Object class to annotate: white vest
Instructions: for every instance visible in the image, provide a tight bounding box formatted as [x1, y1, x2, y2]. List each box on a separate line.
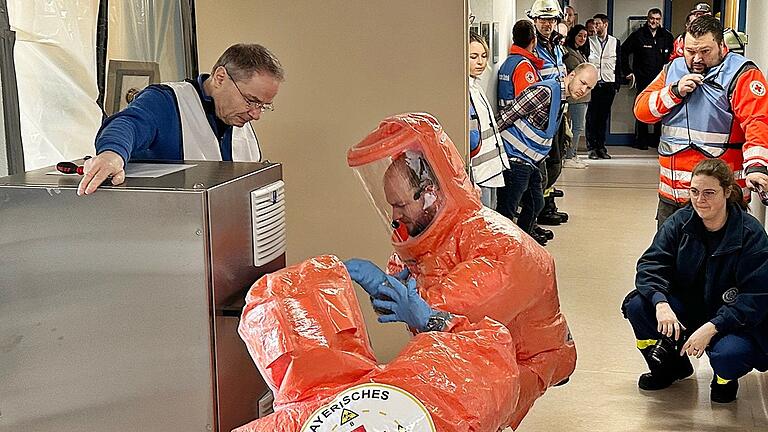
[469, 77, 509, 187]
[588, 35, 618, 83]
[164, 81, 261, 162]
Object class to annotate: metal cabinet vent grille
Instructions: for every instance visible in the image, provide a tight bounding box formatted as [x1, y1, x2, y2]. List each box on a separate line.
[250, 180, 286, 266]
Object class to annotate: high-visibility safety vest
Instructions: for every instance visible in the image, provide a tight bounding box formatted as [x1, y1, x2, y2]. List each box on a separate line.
[498, 54, 542, 107]
[535, 42, 567, 81]
[469, 78, 510, 187]
[164, 81, 262, 162]
[588, 35, 618, 83]
[499, 80, 563, 165]
[658, 54, 751, 203]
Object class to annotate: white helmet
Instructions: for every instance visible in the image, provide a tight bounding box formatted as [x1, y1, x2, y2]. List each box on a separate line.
[723, 28, 747, 54]
[527, 0, 564, 20]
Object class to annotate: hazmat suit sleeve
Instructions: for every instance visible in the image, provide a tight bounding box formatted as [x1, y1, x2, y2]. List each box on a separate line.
[235, 254, 521, 432]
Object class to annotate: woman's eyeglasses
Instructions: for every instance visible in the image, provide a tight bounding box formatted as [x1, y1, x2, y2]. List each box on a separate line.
[689, 188, 719, 200]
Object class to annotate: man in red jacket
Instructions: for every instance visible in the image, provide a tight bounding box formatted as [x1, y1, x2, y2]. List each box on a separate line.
[634, 15, 768, 227]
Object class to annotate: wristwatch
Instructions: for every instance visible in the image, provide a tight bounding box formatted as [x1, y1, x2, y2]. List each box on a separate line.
[423, 311, 453, 333]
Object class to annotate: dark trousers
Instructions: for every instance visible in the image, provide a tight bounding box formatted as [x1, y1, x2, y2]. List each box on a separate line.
[544, 120, 567, 190]
[656, 198, 684, 230]
[586, 83, 616, 151]
[635, 79, 661, 147]
[496, 162, 544, 234]
[622, 292, 768, 380]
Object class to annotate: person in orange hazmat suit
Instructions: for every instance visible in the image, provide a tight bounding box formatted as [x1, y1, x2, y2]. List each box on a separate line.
[343, 112, 576, 429]
[234, 254, 520, 432]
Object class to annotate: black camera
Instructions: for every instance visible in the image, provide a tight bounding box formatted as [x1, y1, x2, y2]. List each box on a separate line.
[648, 335, 687, 370]
[755, 184, 768, 206]
[552, 32, 564, 46]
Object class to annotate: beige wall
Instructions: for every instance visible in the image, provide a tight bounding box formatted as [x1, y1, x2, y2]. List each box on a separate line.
[196, 0, 468, 361]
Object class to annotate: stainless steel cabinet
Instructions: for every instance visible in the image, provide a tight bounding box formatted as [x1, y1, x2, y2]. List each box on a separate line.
[0, 161, 284, 432]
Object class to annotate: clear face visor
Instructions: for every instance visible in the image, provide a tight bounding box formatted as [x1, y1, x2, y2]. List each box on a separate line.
[352, 150, 443, 242]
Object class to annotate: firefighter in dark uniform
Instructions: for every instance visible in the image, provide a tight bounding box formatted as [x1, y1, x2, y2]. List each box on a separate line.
[621, 8, 674, 149]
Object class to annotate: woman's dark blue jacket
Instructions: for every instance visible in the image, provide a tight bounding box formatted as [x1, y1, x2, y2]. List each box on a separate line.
[631, 203, 768, 353]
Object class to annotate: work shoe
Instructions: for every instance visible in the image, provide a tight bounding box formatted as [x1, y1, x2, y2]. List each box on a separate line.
[710, 376, 738, 403]
[534, 225, 554, 240]
[530, 231, 548, 246]
[536, 212, 563, 226]
[597, 149, 612, 159]
[563, 157, 587, 169]
[550, 188, 565, 198]
[552, 210, 569, 223]
[638, 357, 694, 391]
[588, 150, 599, 160]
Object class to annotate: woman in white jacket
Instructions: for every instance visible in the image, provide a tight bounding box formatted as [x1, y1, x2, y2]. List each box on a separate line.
[469, 31, 509, 209]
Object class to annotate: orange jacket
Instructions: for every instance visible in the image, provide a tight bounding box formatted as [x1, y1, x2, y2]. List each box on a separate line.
[507, 45, 543, 96]
[634, 61, 768, 203]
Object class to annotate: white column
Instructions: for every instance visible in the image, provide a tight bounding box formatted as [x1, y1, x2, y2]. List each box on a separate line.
[746, 3, 768, 229]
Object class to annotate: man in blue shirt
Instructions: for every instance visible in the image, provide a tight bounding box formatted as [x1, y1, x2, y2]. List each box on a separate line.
[78, 43, 284, 195]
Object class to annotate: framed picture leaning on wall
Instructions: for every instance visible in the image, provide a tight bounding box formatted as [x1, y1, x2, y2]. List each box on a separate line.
[105, 60, 161, 116]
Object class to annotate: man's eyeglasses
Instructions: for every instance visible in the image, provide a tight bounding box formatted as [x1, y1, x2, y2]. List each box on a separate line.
[689, 188, 719, 200]
[223, 66, 274, 113]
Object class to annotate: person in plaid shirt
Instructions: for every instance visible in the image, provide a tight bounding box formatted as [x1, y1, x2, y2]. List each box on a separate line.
[494, 63, 597, 240]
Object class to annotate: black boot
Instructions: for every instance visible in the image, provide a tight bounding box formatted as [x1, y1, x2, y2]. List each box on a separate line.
[536, 212, 563, 226]
[710, 376, 738, 403]
[597, 148, 612, 159]
[552, 210, 569, 223]
[543, 197, 569, 223]
[534, 225, 554, 240]
[637, 346, 694, 391]
[530, 230, 548, 246]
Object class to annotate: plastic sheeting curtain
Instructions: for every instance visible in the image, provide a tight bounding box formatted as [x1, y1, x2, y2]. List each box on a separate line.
[0, 63, 6, 176]
[108, 1, 186, 84]
[8, 1, 102, 171]
[8, 0, 187, 172]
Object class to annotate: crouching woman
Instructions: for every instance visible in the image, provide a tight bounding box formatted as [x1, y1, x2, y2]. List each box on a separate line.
[622, 158, 768, 403]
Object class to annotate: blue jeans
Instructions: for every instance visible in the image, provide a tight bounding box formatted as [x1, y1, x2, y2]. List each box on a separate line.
[567, 103, 587, 159]
[480, 186, 497, 210]
[622, 292, 768, 380]
[496, 162, 544, 234]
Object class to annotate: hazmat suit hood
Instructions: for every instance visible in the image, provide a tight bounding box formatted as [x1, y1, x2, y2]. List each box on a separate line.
[347, 113, 481, 263]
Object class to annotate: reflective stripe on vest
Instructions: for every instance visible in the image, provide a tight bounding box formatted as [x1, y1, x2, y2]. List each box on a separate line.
[164, 81, 261, 162]
[658, 147, 748, 203]
[588, 36, 618, 83]
[470, 79, 509, 187]
[660, 166, 744, 183]
[499, 80, 562, 165]
[535, 43, 566, 81]
[659, 180, 751, 202]
[659, 54, 750, 158]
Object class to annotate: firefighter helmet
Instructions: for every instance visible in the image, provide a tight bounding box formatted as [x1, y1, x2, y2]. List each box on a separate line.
[527, 0, 564, 20]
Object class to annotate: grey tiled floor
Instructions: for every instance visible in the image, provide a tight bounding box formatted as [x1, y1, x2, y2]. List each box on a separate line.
[513, 148, 768, 431]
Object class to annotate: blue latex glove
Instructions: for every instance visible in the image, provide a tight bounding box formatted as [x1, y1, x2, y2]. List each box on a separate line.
[345, 259, 412, 316]
[344, 259, 410, 296]
[343, 259, 388, 297]
[371, 275, 436, 331]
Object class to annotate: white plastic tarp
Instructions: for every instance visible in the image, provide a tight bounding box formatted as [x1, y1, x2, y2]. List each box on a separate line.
[0, 73, 7, 176]
[108, 1, 185, 83]
[9, 0, 187, 172]
[9, 0, 102, 171]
